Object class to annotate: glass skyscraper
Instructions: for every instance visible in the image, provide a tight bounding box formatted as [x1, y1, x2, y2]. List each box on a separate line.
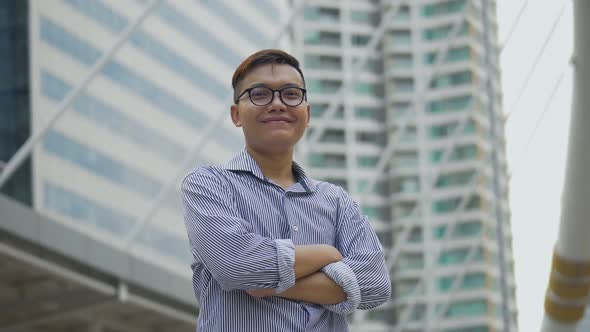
[4, 0, 289, 284]
[296, 1, 518, 331]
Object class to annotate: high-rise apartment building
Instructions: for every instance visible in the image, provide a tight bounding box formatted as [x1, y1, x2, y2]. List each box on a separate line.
[296, 1, 518, 331]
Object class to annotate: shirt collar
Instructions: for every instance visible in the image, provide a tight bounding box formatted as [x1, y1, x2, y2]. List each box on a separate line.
[223, 149, 317, 192]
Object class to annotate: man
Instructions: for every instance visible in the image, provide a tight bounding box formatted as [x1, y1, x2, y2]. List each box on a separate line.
[181, 49, 390, 331]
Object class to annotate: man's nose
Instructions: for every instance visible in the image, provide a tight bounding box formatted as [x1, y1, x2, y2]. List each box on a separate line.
[269, 91, 287, 108]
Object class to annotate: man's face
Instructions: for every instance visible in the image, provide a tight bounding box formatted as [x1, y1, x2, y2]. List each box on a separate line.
[230, 64, 310, 154]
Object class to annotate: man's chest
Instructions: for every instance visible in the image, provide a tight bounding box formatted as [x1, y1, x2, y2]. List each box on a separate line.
[231, 185, 338, 245]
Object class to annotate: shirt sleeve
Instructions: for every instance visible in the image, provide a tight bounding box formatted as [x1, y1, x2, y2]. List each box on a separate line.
[320, 261, 361, 314]
[322, 187, 392, 313]
[181, 167, 296, 292]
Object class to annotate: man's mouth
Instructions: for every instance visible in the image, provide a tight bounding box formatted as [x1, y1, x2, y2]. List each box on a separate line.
[262, 117, 291, 123]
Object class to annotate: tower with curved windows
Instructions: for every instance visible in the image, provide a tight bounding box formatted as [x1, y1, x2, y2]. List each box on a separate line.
[296, 1, 518, 331]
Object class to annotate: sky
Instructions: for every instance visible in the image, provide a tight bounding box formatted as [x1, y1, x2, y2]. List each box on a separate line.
[496, 0, 574, 331]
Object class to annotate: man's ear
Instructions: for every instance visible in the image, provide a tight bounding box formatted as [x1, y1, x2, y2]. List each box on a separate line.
[230, 104, 242, 127]
[306, 104, 311, 127]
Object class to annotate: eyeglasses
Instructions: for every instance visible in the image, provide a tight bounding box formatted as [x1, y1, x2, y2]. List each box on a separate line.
[235, 86, 307, 107]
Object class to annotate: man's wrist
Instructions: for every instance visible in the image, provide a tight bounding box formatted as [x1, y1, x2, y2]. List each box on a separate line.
[293, 244, 343, 279]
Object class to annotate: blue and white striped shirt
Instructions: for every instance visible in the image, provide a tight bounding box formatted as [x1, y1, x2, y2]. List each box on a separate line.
[181, 150, 391, 331]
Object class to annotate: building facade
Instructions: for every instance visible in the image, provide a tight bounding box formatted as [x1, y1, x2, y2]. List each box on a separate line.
[295, 0, 518, 331]
[0, 0, 289, 330]
[28, 0, 291, 275]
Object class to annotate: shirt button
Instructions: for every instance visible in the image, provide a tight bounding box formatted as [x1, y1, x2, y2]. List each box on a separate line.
[292, 225, 299, 232]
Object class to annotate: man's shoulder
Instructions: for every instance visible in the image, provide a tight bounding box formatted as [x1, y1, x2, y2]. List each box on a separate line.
[182, 164, 230, 187]
[310, 178, 351, 200]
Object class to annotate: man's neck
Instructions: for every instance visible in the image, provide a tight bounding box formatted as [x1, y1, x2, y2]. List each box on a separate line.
[246, 146, 296, 190]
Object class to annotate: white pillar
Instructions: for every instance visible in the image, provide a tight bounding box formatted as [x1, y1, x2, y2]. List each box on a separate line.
[541, 1, 590, 331]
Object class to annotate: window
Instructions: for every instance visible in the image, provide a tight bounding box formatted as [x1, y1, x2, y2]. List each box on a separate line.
[304, 54, 342, 70]
[320, 129, 345, 143]
[376, 230, 393, 248]
[393, 177, 419, 193]
[400, 252, 424, 269]
[249, 0, 281, 22]
[350, 10, 375, 25]
[438, 247, 483, 265]
[357, 155, 379, 168]
[355, 83, 382, 97]
[40, 18, 223, 128]
[43, 130, 162, 198]
[392, 78, 414, 93]
[442, 326, 489, 332]
[355, 107, 384, 121]
[445, 299, 488, 318]
[304, 31, 341, 46]
[43, 181, 190, 262]
[436, 170, 474, 188]
[393, 152, 418, 168]
[428, 95, 472, 113]
[390, 30, 411, 45]
[409, 227, 423, 242]
[324, 177, 347, 190]
[308, 153, 346, 168]
[438, 273, 486, 292]
[398, 126, 417, 143]
[391, 102, 413, 120]
[391, 54, 413, 68]
[304, 7, 340, 22]
[430, 120, 475, 138]
[41, 71, 188, 161]
[433, 197, 462, 214]
[431, 70, 473, 88]
[63, 1, 230, 97]
[363, 206, 377, 218]
[395, 5, 411, 20]
[362, 206, 389, 220]
[157, 2, 242, 66]
[366, 308, 396, 325]
[448, 46, 471, 62]
[198, 0, 269, 47]
[310, 104, 344, 119]
[352, 34, 371, 46]
[307, 79, 342, 94]
[356, 131, 386, 146]
[434, 221, 483, 239]
[422, 0, 467, 17]
[396, 279, 421, 296]
[364, 58, 383, 74]
[356, 179, 388, 195]
[393, 202, 416, 217]
[423, 22, 468, 41]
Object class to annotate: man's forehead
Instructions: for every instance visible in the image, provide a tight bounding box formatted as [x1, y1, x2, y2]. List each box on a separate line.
[240, 64, 304, 86]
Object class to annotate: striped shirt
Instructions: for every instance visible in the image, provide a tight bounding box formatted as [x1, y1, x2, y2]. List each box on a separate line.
[181, 149, 391, 331]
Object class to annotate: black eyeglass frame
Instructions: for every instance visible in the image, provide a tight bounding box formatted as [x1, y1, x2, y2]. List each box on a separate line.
[234, 86, 308, 107]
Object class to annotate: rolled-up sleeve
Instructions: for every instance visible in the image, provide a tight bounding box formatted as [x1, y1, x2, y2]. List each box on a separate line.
[321, 261, 361, 314]
[323, 188, 391, 312]
[181, 167, 296, 292]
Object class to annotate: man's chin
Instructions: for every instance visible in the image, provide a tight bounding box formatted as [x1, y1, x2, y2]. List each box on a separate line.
[248, 139, 299, 154]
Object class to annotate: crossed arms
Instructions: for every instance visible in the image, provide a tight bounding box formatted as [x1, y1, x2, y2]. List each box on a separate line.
[246, 244, 347, 304]
[181, 168, 391, 314]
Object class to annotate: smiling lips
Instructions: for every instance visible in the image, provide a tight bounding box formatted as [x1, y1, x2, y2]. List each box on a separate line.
[262, 117, 292, 124]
